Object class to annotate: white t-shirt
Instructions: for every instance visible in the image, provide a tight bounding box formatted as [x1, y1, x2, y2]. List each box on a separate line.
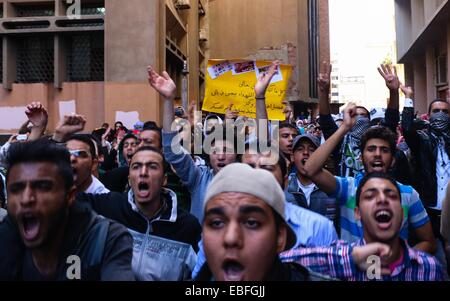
[85, 175, 110, 195]
[297, 179, 316, 207]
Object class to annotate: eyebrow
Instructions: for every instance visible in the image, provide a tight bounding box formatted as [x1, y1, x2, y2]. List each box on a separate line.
[204, 207, 225, 218]
[363, 188, 400, 196]
[131, 160, 160, 166]
[239, 205, 268, 216]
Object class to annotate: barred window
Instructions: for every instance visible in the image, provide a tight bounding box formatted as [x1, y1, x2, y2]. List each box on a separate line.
[67, 33, 104, 82]
[14, 5, 55, 17]
[17, 36, 54, 83]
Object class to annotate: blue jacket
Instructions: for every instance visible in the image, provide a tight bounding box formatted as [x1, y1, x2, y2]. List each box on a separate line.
[163, 130, 214, 222]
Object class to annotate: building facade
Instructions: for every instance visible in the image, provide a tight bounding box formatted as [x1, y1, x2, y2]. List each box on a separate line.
[206, 0, 330, 116]
[0, 0, 329, 133]
[395, 0, 450, 114]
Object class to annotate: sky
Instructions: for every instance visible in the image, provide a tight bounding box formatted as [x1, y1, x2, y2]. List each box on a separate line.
[329, 0, 401, 109]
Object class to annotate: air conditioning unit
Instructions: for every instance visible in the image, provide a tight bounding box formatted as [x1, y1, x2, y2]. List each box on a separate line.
[174, 0, 190, 9]
[436, 55, 448, 86]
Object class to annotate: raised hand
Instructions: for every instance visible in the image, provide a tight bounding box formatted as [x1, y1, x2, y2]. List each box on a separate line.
[378, 64, 400, 91]
[343, 102, 358, 130]
[254, 60, 280, 98]
[147, 66, 177, 99]
[25, 102, 48, 128]
[53, 114, 87, 142]
[318, 62, 332, 94]
[102, 126, 112, 142]
[283, 104, 294, 123]
[225, 103, 239, 120]
[400, 84, 414, 99]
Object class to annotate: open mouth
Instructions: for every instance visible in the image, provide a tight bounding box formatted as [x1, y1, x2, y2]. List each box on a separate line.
[21, 213, 40, 242]
[136, 182, 151, 199]
[374, 210, 393, 230]
[222, 260, 245, 281]
[216, 163, 226, 169]
[301, 158, 308, 165]
[371, 161, 384, 171]
[72, 168, 78, 180]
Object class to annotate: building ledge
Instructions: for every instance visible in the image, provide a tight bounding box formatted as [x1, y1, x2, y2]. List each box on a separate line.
[398, 1, 450, 63]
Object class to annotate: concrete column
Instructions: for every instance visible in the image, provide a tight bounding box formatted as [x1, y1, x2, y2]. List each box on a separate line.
[3, 36, 17, 90]
[413, 57, 427, 114]
[186, 0, 199, 107]
[425, 45, 436, 106]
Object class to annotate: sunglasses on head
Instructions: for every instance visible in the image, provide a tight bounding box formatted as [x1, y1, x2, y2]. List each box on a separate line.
[69, 150, 90, 158]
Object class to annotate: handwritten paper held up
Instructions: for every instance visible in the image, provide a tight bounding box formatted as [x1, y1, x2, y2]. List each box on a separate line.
[202, 59, 292, 121]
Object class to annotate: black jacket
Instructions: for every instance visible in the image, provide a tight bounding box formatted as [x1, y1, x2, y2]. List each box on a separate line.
[77, 189, 201, 251]
[78, 189, 201, 280]
[402, 107, 444, 208]
[0, 202, 134, 281]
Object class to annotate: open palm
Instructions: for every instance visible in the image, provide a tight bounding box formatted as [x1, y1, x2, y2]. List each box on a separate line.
[254, 60, 279, 98]
[147, 66, 177, 99]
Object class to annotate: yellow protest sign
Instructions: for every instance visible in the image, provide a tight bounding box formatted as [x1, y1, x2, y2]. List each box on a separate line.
[202, 59, 292, 121]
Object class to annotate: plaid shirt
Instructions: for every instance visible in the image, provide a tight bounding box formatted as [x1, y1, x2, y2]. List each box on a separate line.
[280, 239, 443, 281]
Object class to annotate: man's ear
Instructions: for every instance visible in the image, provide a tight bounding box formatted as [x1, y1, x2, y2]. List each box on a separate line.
[276, 224, 288, 253]
[390, 154, 396, 169]
[67, 185, 77, 207]
[91, 158, 99, 174]
[163, 173, 168, 187]
[354, 207, 361, 221]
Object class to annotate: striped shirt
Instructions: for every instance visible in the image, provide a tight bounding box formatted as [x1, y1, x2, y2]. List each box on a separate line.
[332, 173, 429, 243]
[280, 239, 443, 281]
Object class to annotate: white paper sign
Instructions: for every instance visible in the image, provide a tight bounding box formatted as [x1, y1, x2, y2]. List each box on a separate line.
[255, 64, 283, 84]
[115, 111, 140, 130]
[0, 107, 28, 130]
[59, 100, 77, 120]
[207, 61, 232, 79]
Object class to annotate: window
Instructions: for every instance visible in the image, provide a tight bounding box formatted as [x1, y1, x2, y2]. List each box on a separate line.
[67, 33, 105, 82]
[436, 55, 447, 85]
[331, 76, 339, 81]
[308, 0, 319, 99]
[14, 4, 54, 17]
[332, 92, 339, 97]
[17, 35, 54, 83]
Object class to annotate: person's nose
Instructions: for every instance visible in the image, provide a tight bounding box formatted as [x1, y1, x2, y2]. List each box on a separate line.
[223, 221, 243, 249]
[21, 184, 37, 208]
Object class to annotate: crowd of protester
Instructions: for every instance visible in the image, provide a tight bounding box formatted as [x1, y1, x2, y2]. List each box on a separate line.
[0, 60, 449, 281]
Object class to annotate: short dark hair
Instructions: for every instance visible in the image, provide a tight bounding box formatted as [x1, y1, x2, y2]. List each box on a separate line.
[6, 139, 74, 192]
[356, 106, 371, 120]
[356, 172, 400, 207]
[428, 99, 448, 114]
[66, 134, 97, 159]
[131, 146, 168, 173]
[143, 121, 158, 129]
[141, 124, 162, 146]
[240, 141, 287, 187]
[210, 125, 238, 153]
[279, 122, 298, 132]
[360, 126, 396, 155]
